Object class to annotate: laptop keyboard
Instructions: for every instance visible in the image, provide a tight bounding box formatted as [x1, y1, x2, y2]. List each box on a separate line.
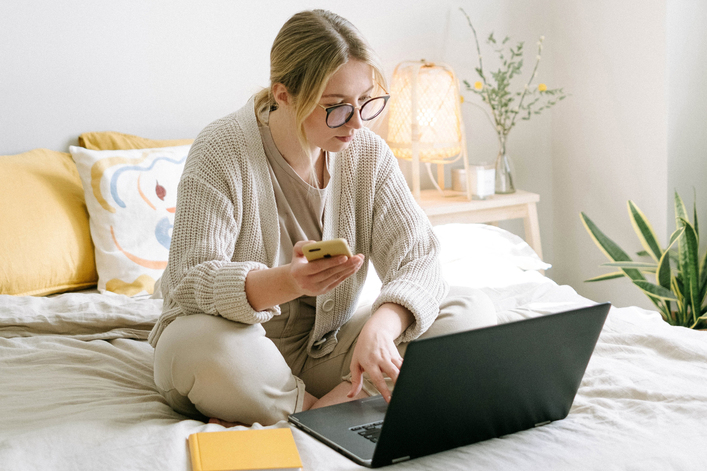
[349, 420, 384, 443]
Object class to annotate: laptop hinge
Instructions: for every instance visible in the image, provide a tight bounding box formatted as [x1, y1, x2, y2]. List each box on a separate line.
[392, 456, 411, 464]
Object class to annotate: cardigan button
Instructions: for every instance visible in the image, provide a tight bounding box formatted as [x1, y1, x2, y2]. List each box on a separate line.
[322, 299, 335, 312]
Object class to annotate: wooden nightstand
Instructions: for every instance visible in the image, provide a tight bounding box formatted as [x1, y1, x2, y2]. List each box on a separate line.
[417, 189, 543, 260]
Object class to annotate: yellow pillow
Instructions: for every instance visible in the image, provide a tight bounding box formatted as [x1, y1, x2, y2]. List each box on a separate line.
[0, 149, 98, 296]
[78, 131, 193, 150]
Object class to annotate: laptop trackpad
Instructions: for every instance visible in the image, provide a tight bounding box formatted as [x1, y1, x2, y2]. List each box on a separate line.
[289, 396, 387, 463]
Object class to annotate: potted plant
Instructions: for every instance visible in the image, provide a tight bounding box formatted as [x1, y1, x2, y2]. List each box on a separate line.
[459, 8, 567, 194]
[581, 191, 707, 329]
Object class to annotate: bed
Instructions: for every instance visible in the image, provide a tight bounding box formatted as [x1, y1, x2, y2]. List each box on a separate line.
[2, 138, 707, 470]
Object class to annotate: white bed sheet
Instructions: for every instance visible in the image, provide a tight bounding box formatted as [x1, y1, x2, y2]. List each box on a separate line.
[1, 224, 706, 470]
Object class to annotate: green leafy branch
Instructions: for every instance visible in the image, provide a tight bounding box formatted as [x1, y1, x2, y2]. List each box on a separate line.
[459, 8, 567, 140]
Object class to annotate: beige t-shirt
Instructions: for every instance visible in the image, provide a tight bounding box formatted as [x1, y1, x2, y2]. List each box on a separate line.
[258, 117, 330, 326]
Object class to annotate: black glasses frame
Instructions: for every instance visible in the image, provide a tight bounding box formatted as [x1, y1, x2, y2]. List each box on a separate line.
[318, 94, 391, 129]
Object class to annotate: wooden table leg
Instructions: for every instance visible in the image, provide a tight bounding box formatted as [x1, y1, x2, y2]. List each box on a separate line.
[523, 202, 543, 260]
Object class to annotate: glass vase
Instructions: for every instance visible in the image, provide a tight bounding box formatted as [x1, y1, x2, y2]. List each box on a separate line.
[495, 135, 516, 194]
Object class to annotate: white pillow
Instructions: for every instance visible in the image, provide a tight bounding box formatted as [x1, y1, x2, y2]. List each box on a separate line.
[433, 223, 550, 271]
[355, 223, 551, 309]
[69, 145, 189, 296]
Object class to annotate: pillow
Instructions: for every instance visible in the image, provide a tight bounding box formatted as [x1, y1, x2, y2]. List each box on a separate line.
[354, 223, 551, 310]
[433, 223, 550, 271]
[0, 149, 98, 296]
[78, 131, 193, 151]
[69, 145, 190, 296]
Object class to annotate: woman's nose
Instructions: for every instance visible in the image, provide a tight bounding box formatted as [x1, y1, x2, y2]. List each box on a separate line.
[346, 109, 364, 130]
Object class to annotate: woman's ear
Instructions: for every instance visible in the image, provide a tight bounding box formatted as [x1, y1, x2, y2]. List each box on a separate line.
[272, 83, 291, 109]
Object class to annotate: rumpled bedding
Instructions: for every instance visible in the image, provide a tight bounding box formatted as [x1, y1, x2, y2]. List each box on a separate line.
[0, 292, 161, 340]
[1, 224, 706, 470]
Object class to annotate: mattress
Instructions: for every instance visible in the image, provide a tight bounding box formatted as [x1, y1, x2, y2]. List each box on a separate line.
[1, 224, 705, 470]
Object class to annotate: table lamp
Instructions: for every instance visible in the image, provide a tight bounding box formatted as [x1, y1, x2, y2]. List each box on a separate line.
[386, 60, 471, 200]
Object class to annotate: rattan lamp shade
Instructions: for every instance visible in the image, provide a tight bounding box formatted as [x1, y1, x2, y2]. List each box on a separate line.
[386, 60, 470, 200]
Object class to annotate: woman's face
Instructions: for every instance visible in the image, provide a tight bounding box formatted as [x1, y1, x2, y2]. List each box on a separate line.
[303, 60, 374, 154]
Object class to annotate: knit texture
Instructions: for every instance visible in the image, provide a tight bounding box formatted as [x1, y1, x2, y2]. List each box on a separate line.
[148, 96, 448, 357]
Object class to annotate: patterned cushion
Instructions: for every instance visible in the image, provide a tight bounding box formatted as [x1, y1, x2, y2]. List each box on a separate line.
[69, 145, 189, 296]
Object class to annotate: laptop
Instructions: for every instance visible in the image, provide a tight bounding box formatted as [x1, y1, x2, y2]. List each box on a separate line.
[288, 302, 610, 468]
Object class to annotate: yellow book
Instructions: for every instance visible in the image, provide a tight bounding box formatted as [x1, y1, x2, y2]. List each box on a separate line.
[188, 428, 303, 471]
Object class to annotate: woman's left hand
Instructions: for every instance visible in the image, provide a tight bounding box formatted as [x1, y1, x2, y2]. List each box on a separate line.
[347, 303, 414, 402]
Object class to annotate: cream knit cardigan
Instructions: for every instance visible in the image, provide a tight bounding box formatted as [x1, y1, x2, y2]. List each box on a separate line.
[148, 97, 448, 357]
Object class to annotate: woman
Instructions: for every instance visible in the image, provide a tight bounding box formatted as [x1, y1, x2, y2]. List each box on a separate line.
[149, 9, 496, 427]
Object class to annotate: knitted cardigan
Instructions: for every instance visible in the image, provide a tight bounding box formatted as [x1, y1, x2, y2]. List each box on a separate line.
[147, 97, 448, 357]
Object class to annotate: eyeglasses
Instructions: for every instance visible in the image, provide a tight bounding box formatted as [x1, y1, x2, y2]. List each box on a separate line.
[318, 89, 390, 128]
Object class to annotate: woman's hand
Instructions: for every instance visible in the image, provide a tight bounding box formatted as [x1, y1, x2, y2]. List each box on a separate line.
[244, 240, 363, 312]
[288, 240, 364, 297]
[348, 303, 414, 402]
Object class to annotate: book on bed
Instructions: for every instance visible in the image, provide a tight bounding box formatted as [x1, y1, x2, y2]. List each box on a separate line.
[188, 427, 303, 471]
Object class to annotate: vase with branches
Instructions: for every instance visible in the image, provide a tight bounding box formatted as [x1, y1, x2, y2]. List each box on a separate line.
[460, 8, 567, 193]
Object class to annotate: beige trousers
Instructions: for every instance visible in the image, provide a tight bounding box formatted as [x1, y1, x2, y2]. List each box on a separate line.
[153, 286, 496, 426]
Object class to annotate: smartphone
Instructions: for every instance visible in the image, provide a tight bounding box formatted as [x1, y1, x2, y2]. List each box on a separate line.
[302, 238, 353, 262]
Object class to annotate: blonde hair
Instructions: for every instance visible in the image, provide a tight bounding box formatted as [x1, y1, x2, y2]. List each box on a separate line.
[255, 9, 387, 185]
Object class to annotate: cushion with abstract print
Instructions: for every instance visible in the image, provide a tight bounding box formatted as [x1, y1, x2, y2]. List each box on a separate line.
[69, 145, 189, 296]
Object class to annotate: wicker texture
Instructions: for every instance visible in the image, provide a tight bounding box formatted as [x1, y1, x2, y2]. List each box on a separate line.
[387, 62, 463, 164]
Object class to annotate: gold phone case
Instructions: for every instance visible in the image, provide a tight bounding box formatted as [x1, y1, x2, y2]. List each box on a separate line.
[303, 238, 353, 261]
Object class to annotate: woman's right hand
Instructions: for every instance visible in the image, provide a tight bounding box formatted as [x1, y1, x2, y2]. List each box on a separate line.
[288, 240, 365, 296]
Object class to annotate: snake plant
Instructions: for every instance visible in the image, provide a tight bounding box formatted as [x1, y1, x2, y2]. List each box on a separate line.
[580, 191, 707, 329]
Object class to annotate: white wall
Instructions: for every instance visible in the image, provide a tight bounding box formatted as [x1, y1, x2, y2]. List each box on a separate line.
[548, 0, 707, 311]
[1, 0, 532, 154]
[667, 0, 707, 249]
[1, 1, 275, 153]
[548, 0, 669, 309]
